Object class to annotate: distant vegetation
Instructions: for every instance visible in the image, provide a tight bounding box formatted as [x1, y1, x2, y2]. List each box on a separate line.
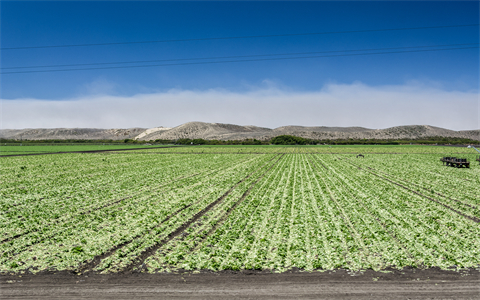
[270, 135, 313, 145]
[173, 136, 479, 146]
[174, 138, 265, 145]
[0, 135, 478, 146]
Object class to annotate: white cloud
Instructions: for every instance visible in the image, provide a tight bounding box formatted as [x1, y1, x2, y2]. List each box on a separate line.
[81, 77, 119, 95]
[1, 82, 478, 130]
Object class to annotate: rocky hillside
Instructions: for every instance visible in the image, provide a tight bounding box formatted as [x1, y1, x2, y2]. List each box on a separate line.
[1, 122, 478, 141]
[139, 122, 272, 140]
[0, 128, 146, 140]
[139, 122, 480, 141]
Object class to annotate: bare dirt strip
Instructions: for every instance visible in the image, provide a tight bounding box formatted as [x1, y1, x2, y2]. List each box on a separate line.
[1, 268, 478, 299]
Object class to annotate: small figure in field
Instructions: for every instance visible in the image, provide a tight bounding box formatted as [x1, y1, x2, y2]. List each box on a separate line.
[356, 154, 364, 158]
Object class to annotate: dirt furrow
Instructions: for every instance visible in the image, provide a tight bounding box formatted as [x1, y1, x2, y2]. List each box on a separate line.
[121, 154, 281, 273]
[77, 157, 265, 273]
[0, 172, 203, 245]
[76, 203, 194, 274]
[188, 154, 285, 254]
[349, 159, 479, 211]
[308, 155, 366, 253]
[343, 159, 480, 223]
[2, 154, 259, 246]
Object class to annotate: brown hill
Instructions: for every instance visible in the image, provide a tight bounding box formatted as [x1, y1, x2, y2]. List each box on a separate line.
[139, 122, 272, 140]
[1, 123, 478, 141]
[0, 128, 146, 140]
[140, 122, 479, 141]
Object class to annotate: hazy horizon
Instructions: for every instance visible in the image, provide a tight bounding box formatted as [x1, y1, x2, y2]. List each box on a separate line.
[1, 2, 478, 131]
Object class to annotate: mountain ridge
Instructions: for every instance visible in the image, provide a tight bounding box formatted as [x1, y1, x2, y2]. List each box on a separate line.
[1, 122, 478, 141]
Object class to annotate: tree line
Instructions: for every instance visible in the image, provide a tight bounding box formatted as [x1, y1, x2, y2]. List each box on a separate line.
[1, 135, 478, 146]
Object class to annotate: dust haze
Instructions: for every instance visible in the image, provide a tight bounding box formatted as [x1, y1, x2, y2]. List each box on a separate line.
[2, 82, 478, 130]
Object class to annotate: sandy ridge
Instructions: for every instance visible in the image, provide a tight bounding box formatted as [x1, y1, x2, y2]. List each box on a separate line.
[1, 122, 479, 141]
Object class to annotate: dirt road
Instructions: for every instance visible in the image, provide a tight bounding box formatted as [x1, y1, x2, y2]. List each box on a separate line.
[2, 268, 479, 299]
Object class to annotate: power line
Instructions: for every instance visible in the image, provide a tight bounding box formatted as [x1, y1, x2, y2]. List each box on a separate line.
[2, 43, 477, 70]
[1, 24, 478, 51]
[1, 46, 477, 75]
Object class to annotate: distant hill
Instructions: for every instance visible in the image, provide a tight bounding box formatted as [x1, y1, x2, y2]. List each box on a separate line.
[0, 128, 146, 140]
[0, 122, 478, 141]
[138, 122, 479, 141]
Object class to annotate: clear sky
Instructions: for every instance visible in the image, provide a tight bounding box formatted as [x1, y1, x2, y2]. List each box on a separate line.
[1, 1, 479, 130]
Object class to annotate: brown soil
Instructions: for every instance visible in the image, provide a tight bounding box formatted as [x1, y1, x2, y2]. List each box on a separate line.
[2, 268, 479, 299]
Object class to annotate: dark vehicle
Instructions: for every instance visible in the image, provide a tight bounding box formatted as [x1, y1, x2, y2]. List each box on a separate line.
[440, 157, 470, 168]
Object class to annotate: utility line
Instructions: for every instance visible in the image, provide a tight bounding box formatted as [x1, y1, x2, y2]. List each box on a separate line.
[2, 43, 477, 70]
[1, 46, 477, 75]
[1, 24, 478, 50]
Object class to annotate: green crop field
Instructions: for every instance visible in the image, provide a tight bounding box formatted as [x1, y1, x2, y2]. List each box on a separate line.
[1, 145, 479, 274]
[0, 144, 169, 156]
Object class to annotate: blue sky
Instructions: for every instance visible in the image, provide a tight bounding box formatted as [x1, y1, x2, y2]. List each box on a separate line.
[1, 1, 479, 130]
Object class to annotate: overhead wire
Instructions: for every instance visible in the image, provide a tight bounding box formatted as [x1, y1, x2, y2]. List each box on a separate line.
[2, 43, 478, 70]
[1, 24, 478, 50]
[1, 45, 478, 75]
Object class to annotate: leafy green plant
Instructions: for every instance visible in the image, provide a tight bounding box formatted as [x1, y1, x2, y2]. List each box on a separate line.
[71, 246, 84, 254]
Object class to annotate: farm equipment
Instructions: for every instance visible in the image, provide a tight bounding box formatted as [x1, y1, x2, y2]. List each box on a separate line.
[440, 157, 470, 168]
[468, 146, 480, 165]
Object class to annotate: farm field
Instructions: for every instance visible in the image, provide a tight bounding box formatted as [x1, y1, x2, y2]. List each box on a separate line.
[1, 145, 479, 276]
[133, 144, 480, 154]
[0, 144, 166, 156]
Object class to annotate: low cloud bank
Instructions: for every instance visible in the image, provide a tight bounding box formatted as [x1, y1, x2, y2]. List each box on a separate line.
[2, 82, 478, 131]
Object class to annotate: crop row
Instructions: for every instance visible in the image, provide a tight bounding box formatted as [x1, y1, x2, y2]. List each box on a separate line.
[90, 153, 282, 273]
[1, 151, 478, 273]
[1, 153, 257, 240]
[345, 154, 479, 208]
[1, 154, 275, 273]
[140, 154, 479, 272]
[133, 145, 479, 155]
